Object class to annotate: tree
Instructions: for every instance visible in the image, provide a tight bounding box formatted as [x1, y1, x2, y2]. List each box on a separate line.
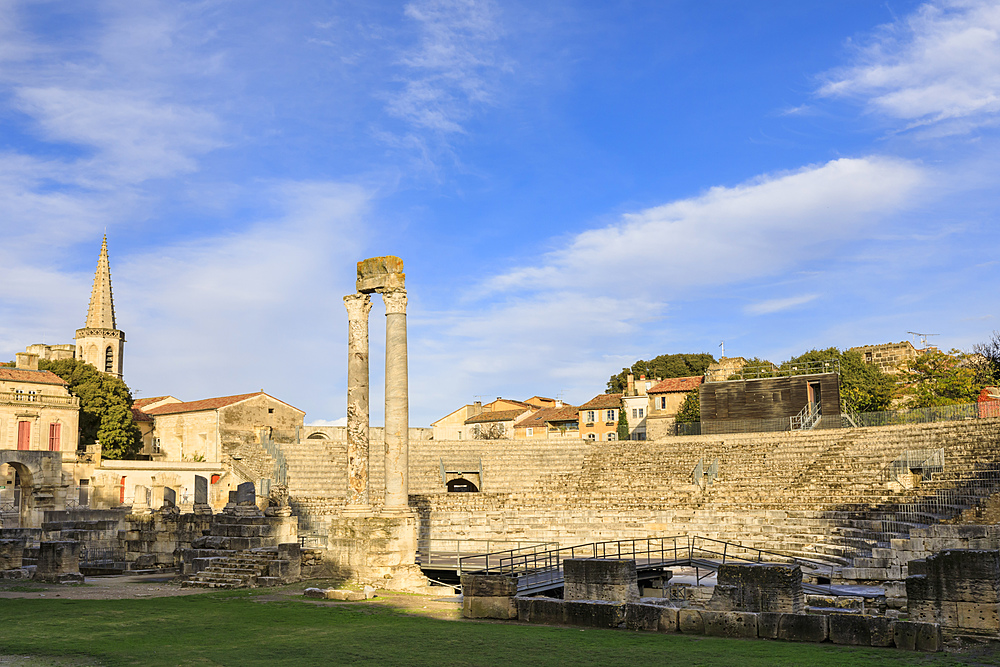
[38, 358, 142, 459]
[972, 330, 1000, 387]
[781, 347, 893, 413]
[617, 407, 629, 441]
[607, 353, 716, 393]
[675, 389, 701, 423]
[897, 349, 981, 408]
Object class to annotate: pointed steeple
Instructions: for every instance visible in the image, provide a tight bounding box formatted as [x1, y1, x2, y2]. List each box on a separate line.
[76, 235, 125, 379]
[84, 235, 117, 330]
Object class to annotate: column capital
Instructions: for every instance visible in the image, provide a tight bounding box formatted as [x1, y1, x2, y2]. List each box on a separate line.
[382, 289, 407, 315]
[344, 292, 372, 319]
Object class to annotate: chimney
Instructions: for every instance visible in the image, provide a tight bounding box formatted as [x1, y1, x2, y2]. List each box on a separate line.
[627, 373, 635, 397]
[473, 401, 483, 415]
[555, 399, 563, 408]
[15, 352, 38, 370]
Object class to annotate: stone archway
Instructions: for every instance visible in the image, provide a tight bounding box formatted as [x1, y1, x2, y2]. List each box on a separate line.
[0, 451, 65, 528]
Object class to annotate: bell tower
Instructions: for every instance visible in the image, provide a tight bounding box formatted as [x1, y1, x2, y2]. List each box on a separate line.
[75, 235, 125, 378]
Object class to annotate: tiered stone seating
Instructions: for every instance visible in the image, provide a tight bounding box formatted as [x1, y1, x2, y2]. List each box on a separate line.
[284, 417, 1000, 575]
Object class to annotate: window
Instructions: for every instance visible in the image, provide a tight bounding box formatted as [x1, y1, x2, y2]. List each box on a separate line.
[660, 397, 667, 410]
[638, 408, 644, 418]
[48, 423, 61, 451]
[27, 390, 37, 402]
[606, 409, 615, 422]
[526, 427, 533, 437]
[586, 433, 596, 441]
[14, 389, 23, 401]
[268, 408, 274, 414]
[606, 432, 616, 441]
[105, 346, 114, 373]
[586, 411, 595, 423]
[632, 408, 637, 419]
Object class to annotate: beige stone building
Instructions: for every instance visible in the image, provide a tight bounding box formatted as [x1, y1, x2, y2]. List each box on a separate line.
[432, 397, 536, 440]
[513, 404, 579, 439]
[850, 341, 926, 375]
[0, 353, 80, 458]
[644, 375, 704, 439]
[140, 392, 305, 463]
[579, 393, 622, 441]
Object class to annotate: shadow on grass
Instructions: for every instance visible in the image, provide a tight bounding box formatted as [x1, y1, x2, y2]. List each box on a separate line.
[0, 593, 991, 667]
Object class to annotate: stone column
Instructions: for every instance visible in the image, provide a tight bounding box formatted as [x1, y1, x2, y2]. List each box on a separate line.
[344, 293, 373, 513]
[383, 289, 409, 514]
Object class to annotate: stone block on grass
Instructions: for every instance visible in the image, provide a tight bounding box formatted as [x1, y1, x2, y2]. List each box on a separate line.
[777, 613, 828, 643]
[703, 611, 757, 639]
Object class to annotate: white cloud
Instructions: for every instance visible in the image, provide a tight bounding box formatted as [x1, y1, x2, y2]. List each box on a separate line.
[819, 0, 1000, 134]
[15, 87, 223, 184]
[119, 181, 372, 415]
[744, 294, 819, 316]
[386, 0, 507, 134]
[486, 156, 927, 299]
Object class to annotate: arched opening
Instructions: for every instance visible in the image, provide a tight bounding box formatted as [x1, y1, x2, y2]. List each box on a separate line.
[105, 346, 114, 373]
[446, 478, 479, 493]
[0, 461, 34, 528]
[306, 432, 330, 440]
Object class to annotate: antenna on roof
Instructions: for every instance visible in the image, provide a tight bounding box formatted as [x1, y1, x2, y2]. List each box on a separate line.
[907, 332, 940, 348]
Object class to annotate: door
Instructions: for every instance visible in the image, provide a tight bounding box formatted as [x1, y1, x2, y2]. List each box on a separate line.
[16, 422, 30, 450]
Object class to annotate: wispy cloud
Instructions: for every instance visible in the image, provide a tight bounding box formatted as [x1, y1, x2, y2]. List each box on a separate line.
[486, 156, 927, 299]
[819, 0, 1000, 135]
[385, 0, 507, 134]
[745, 294, 819, 315]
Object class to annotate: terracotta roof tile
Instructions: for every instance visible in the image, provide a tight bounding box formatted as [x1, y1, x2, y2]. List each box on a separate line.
[580, 393, 622, 410]
[133, 396, 176, 409]
[0, 368, 68, 386]
[648, 376, 704, 394]
[144, 392, 282, 416]
[514, 406, 579, 428]
[465, 409, 528, 424]
[131, 407, 153, 422]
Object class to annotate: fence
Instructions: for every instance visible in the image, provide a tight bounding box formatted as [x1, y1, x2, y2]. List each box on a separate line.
[670, 400, 1000, 437]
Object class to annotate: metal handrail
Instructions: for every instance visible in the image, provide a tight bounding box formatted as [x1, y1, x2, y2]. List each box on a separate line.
[688, 535, 835, 581]
[417, 538, 558, 570]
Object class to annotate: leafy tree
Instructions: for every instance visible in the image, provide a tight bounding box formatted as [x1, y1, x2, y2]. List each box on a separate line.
[607, 353, 715, 393]
[972, 330, 1000, 387]
[675, 389, 701, 423]
[38, 358, 142, 459]
[617, 406, 629, 441]
[897, 349, 981, 408]
[782, 347, 893, 413]
[730, 357, 777, 379]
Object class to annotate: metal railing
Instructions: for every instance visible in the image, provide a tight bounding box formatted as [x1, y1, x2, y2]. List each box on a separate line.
[705, 359, 840, 383]
[672, 399, 1000, 437]
[791, 402, 822, 430]
[880, 448, 945, 483]
[481, 537, 689, 592]
[688, 536, 835, 582]
[417, 538, 557, 571]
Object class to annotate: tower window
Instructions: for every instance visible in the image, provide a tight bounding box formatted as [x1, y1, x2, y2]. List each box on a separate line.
[105, 346, 114, 373]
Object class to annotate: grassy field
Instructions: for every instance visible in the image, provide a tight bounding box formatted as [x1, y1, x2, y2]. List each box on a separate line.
[0, 590, 997, 667]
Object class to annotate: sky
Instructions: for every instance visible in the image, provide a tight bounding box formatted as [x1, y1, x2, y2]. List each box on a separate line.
[2, 0, 1000, 427]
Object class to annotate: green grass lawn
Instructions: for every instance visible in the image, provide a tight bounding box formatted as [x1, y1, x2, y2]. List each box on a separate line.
[0, 591, 995, 667]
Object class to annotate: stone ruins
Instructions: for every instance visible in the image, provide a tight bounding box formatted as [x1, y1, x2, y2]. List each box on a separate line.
[6, 251, 1000, 652]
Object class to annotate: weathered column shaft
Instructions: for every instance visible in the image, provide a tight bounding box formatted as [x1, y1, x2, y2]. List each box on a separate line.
[344, 293, 373, 510]
[383, 289, 409, 512]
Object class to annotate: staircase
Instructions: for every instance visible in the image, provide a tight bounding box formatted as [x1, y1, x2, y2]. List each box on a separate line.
[182, 548, 281, 589]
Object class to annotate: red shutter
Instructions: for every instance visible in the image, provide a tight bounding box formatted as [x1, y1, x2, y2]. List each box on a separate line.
[17, 422, 30, 450]
[49, 423, 61, 451]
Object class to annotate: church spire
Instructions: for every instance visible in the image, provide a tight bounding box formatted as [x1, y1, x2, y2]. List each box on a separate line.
[76, 235, 125, 379]
[84, 235, 117, 330]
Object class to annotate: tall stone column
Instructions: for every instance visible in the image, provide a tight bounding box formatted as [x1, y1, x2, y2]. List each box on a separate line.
[383, 289, 410, 514]
[344, 293, 372, 513]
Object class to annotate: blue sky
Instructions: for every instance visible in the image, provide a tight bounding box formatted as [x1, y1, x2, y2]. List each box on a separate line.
[2, 0, 999, 427]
